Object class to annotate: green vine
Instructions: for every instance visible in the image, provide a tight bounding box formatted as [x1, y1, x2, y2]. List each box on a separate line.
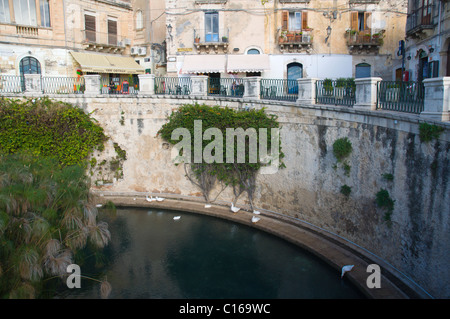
[419, 123, 444, 142]
[158, 103, 285, 208]
[375, 188, 395, 224]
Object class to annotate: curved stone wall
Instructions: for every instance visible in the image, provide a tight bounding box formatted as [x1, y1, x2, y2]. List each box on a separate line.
[55, 94, 448, 298]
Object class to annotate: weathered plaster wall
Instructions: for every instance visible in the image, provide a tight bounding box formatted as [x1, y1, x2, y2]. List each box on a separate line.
[49, 94, 449, 298]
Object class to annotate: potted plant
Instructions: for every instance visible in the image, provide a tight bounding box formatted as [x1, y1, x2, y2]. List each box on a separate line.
[294, 31, 302, 42]
[286, 31, 294, 43]
[195, 36, 200, 43]
[222, 36, 228, 43]
[279, 30, 287, 43]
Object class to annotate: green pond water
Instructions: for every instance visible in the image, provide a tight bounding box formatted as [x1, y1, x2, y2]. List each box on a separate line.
[55, 207, 365, 299]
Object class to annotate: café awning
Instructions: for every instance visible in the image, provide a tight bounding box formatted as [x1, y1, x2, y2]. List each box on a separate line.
[226, 54, 270, 73]
[70, 51, 145, 74]
[181, 54, 226, 74]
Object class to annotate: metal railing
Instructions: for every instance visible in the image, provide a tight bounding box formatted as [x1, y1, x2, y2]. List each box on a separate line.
[154, 77, 191, 95]
[100, 77, 139, 95]
[207, 78, 244, 98]
[81, 30, 128, 47]
[0, 75, 24, 93]
[406, 4, 435, 34]
[315, 79, 356, 107]
[260, 79, 298, 102]
[194, 28, 229, 44]
[346, 32, 384, 46]
[377, 81, 424, 114]
[42, 76, 85, 94]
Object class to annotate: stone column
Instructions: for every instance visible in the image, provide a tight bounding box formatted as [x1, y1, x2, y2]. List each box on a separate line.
[83, 74, 101, 96]
[243, 77, 261, 100]
[353, 77, 382, 111]
[297, 78, 318, 105]
[138, 74, 155, 95]
[23, 74, 42, 94]
[421, 77, 450, 122]
[190, 75, 208, 97]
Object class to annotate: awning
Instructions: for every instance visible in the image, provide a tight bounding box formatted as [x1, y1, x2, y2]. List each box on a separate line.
[227, 54, 270, 73]
[181, 55, 226, 74]
[70, 51, 145, 74]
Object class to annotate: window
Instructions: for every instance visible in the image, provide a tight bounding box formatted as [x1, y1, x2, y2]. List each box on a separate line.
[14, 0, 37, 26]
[281, 10, 308, 31]
[355, 63, 371, 78]
[108, 19, 118, 46]
[205, 11, 219, 42]
[421, 0, 432, 25]
[428, 60, 439, 78]
[136, 10, 143, 30]
[84, 14, 96, 42]
[0, 0, 10, 23]
[40, 0, 50, 27]
[19, 56, 41, 75]
[351, 11, 371, 32]
[247, 48, 260, 54]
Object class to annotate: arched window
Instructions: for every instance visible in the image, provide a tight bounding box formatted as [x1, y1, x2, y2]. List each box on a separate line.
[287, 62, 302, 93]
[19, 56, 41, 75]
[247, 48, 260, 55]
[136, 10, 143, 30]
[355, 63, 371, 78]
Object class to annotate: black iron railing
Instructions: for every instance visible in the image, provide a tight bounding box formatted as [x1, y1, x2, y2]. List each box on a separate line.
[100, 77, 139, 95]
[260, 79, 298, 102]
[377, 81, 424, 114]
[315, 79, 356, 107]
[154, 77, 191, 95]
[207, 78, 244, 98]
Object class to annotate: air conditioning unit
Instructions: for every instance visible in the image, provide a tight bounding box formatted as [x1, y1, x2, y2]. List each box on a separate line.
[131, 46, 146, 56]
[131, 46, 138, 55]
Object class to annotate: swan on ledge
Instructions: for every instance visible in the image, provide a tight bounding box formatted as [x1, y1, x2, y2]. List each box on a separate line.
[230, 202, 240, 213]
[341, 265, 354, 278]
[251, 216, 260, 223]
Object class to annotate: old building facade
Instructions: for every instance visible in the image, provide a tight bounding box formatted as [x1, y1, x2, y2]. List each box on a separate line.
[404, 0, 450, 81]
[0, 0, 166, 87]
[165, 0, 408, 81]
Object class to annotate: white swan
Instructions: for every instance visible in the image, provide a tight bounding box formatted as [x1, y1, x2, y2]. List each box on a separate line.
[96, 204, 102, 208]
[230, 202, 240, 213]
[341, 265, 354, 278]
[145, 195, 155, 202]
[251, 216, 260, 223]
[253, 210, 260, 215]
[173, 216, 181, 220]
[155, 196, 165, 202]
[205, 204, 212, 208]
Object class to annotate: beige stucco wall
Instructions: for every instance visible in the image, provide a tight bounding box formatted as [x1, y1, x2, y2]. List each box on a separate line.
[32, 93, 449, 298]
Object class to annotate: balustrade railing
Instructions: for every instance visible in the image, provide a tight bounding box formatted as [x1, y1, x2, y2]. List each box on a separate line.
[315, 79, 356, 107]
[260, 79, 298, 102]
[208, 78, 244, 98]
[377, 81, 424, 114]
[0, 75, 24, 93]
[154, 77, 192, 95]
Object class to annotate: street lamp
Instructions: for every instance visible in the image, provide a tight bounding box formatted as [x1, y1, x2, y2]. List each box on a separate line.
[167, 24, 173, 40]
[325, 26, 332, 43]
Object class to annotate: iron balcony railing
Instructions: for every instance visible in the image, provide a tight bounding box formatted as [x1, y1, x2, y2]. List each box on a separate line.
[0, 75, 24, 93]
[42, 76, 85, 94]
[154, 77, 192, 95]
[406, 3, 435, 34]
[260, 79, 298, 102]
[346, 31, 384, 46]
[315, 79, 356, 107]
[100, 77, 139, 95]
[208, 78, 244, 98]
[377, 81, 424, 114]
[82, 30, 128, 47]
[194, 28, 229, 44]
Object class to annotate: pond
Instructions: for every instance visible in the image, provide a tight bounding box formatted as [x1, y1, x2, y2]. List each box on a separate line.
[55, 207, 365, 299]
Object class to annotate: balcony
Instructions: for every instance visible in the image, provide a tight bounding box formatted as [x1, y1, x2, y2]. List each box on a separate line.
[194, 29, 229, 54]
[278, 30, 313, 53]
[82, 30, 127, 53]
[406, 5, 435, 39]
[346, 30, 384, 54]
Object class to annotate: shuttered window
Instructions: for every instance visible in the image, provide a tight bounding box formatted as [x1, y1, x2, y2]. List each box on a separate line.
[350, 11, 371, 32]
[282, 10, 308, 31]
[108, 19, 117, 45]
[85, 14, 96, 42]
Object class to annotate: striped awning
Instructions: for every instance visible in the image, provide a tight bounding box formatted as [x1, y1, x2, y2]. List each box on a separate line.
[181, 55, 226, 74]
[226, 54, 270, 73]
[70, 51, 145, 74]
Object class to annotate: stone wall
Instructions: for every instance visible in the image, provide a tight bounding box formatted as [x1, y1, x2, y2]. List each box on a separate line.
[25, 94, 450, 298]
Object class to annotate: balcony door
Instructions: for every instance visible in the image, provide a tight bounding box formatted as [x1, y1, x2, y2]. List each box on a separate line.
[108, 19, 118, 46]
[205, 12, 219, 42]
[421, 0, 432, 25]
[85, 14, 96, 42]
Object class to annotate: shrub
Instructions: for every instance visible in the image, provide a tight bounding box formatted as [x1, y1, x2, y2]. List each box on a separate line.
[333, 137, 352, 162]
[419, 123, 444, 142]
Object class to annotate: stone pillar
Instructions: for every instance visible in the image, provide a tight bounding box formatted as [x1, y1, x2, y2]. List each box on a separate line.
[354, 77, 381, 110]
[243, 77, 261, 100]
[84, 74, 101, 96]
[421, 77, 450, 122]
[138, 74, 155, 95]
[297, 78, 318, 105]
[190, 75, 208, 97]
[23, 74, 42, 94]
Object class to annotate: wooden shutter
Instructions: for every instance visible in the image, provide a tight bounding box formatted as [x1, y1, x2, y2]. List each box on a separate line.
[85, 14, 96, 42]
[364, 12, 372, 32]
[301, 11, 308, 30]
[108, 19, 117, 45]
[281, 11, 289, 31]
[350, 12, 358, 30]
